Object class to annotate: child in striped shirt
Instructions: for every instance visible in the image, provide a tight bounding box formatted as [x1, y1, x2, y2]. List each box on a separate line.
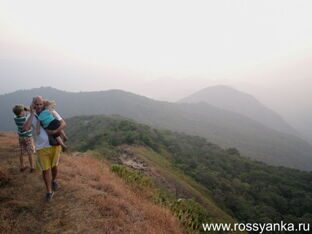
[13, 104, 35, 172]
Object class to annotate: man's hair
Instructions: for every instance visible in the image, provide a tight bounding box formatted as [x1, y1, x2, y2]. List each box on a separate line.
[12, 104, 25, 116]
[33, 96, 43, 104]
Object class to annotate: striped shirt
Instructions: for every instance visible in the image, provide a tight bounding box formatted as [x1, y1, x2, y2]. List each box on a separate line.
[14, 114, 33, 138]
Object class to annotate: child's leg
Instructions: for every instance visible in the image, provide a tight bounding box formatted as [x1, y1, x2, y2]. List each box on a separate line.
[25, 137, 35, 171]
[28, 153, 34, 170]
[60, 130, 68, 141]
[18, 138, 26, 171]
[20, 152, 24, 169]
[56, 136, 67, 148]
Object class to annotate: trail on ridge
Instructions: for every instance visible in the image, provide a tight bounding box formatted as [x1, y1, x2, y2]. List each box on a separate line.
[0, 132, 181, 234]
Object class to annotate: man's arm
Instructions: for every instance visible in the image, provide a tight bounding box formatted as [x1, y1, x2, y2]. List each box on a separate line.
[57, 119, 66, 133]
[36, 120, 41, 135]
[46, 111, 66, 135]
[46, 119, 66, 135]
[48, 119, 66, 135]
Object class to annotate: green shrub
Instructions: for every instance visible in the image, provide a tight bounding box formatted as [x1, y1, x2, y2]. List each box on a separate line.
[111, 164, 152, 188]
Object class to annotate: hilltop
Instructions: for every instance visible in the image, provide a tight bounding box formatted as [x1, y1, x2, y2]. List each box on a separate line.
[0, 132, 182, 233]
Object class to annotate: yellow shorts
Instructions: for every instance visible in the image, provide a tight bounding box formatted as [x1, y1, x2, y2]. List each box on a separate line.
[36, 146, 61, 171]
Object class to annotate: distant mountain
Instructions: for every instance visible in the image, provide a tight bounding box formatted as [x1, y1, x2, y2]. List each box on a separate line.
[179, 85, 298, 136]
[1, 87, 312, 170]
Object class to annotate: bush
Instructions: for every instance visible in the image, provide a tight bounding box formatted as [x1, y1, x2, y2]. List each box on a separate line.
[111, 164, 152, 188]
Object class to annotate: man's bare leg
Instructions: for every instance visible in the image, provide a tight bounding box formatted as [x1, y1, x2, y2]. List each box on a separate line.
[51, 166, 59, 191]
[52, 166, 57, 181]
[42, 169, 52, 193]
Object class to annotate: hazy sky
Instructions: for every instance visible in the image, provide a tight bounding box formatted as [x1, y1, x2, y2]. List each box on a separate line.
[1, 0, 312, 91]
[1, 0, 312, 139]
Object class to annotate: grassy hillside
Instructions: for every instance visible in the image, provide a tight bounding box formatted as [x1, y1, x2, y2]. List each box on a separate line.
[0, 132, 182, 233]
[67, 115, 312, 227]
[2, 87, 312, 170]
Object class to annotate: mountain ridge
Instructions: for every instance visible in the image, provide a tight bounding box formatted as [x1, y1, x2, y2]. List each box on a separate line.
[179, 85, 298, 136]
[1, 87, 312, 170]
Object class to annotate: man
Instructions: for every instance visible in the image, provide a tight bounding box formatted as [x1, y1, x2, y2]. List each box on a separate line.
[24, 96, 66, 201]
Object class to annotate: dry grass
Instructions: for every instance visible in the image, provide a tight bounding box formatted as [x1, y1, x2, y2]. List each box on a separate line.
[0, 132, 182, 234]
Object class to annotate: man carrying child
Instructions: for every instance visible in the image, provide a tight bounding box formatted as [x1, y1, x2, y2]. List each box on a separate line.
[23, 96, 66, 202]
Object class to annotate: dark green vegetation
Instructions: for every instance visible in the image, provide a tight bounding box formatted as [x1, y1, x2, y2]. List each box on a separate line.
[2, 87, 312, 170]
[67, 115, 312, 227]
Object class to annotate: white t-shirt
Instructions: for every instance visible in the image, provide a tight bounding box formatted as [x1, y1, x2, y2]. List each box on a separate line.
[32, 110, 63, 150]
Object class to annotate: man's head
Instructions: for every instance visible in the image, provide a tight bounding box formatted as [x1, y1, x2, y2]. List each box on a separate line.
[12, 104, 26, 117]
[32, 96, 44, 113]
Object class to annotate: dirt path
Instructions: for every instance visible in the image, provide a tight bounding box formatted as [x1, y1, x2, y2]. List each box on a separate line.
[0, 132, 182, 234]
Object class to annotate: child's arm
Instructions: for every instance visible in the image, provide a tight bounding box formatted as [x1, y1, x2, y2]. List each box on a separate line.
[22, 102, 35, 131]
